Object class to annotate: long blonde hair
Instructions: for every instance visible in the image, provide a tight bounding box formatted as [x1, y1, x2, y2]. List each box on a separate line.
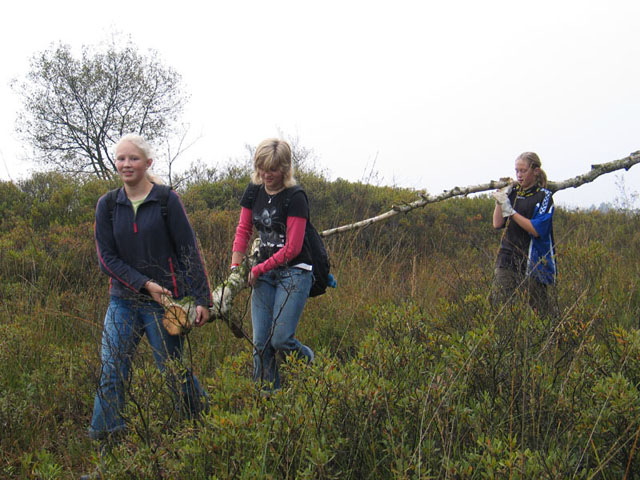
[250, 138, 296, 188]
[517, 152, 547, 188]
[114, 134, 163, 184]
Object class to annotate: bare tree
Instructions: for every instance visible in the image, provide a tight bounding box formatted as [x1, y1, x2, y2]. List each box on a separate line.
[12, 34, 187, 179]
[155, 124, 203, 188]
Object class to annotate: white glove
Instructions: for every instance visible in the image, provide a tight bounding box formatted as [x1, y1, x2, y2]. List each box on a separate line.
[492, 190, 508, 205]
[503, 183, 514, 195]
[492, 190, 515, 217]
[500, 198, 515, 217]
[492, 182, 514, 203]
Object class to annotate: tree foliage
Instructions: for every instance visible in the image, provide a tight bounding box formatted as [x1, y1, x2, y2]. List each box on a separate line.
[13, 36, 187, 178]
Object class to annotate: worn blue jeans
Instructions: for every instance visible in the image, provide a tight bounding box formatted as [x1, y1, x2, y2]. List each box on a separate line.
[251, 268, 313, 390]
[89, 296, 207, 440]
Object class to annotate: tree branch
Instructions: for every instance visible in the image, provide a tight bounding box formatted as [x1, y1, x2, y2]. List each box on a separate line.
[320, 150, 640, 237]
[175, 150, 640, 337]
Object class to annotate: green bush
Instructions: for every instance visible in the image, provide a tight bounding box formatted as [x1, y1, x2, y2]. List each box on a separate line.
[2, 170, 640, 478]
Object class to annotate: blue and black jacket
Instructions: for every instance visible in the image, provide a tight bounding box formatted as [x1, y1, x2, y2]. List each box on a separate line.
[94, 184, 212, 307]
[526, 188, 556, 285]
[496, 185, 557, 285]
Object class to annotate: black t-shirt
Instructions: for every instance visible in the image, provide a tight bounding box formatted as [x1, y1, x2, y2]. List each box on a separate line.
[496, 185, 554, 273]
[240, 183, 313, 266]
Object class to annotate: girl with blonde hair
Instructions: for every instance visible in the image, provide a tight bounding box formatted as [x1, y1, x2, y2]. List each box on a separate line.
[88, 134, 212, 443]
[491, 152, 557, 316]
[231, 138, 315, 390]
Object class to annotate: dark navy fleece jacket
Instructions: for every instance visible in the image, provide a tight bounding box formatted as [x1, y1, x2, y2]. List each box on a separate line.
[94, 184, 212, 307]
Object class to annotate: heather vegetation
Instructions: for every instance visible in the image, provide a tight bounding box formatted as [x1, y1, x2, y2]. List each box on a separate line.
[2, 168, 640, 479]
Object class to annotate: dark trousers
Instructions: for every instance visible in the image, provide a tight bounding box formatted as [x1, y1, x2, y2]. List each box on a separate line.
[491, 267, 553, 317]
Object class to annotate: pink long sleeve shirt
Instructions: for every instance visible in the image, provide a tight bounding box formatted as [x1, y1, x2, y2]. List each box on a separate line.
[232, 206, 307, 278]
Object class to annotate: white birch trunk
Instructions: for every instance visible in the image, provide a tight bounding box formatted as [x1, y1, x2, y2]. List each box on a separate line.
[167, 150, 640, 335]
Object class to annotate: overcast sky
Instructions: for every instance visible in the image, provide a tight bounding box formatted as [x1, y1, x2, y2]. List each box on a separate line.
[1, 0, 639, 209]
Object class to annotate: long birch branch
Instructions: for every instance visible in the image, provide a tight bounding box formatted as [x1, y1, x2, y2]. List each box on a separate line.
[171, 150, 639, 337]
[320, 150, 640, 238]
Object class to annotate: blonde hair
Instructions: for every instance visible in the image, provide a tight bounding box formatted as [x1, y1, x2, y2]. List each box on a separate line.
[114, 133, 163, 184]
[250, 138, 296, 188]
[517, 152, 547, 188]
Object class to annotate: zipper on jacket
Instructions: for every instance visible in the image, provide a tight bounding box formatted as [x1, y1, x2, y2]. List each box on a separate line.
[133, 222, 138, 233]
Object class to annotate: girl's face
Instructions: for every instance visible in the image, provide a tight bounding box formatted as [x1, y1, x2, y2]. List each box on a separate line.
[258, 165, 284, 192]
[115, 141, 152, 186]
[515, 158, 538, 189]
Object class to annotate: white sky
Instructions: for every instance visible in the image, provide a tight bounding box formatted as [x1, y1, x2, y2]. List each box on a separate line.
[1, 0, 639, 209]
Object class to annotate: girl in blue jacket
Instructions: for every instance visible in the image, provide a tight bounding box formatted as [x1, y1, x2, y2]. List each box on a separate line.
[491, 152, 557, 317]
[89, 134, 212, 442]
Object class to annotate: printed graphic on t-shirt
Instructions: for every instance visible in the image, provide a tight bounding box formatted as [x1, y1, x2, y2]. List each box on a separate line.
[254, 206, 285, 254]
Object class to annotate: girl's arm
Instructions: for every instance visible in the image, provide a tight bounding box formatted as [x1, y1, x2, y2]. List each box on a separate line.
[165, 191, 213, 307]
[493, 203, 506, 229]
[231, 207, 253, 266]
[492, 200, 539, 236]
[510, 213, 539, 237]
[248, 216, 307, 285]
[95, 195, 150, 292]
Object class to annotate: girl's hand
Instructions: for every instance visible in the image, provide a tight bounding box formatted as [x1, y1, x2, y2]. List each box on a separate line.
[145, 280, 172, 304]
[248, 270, 258, 287]
[492, 190, 508, 205]
[194, 305, 210, 327]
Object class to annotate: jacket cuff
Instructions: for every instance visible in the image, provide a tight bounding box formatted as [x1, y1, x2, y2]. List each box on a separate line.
[136, 276, 151, 292]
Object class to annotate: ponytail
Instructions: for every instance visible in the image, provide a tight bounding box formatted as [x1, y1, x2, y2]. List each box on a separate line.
[146, 172, 164, 185]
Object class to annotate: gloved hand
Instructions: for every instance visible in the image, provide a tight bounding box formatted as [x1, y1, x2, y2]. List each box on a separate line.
[492, 190, 515, 217]
[503, 183, 514, 196]
[492, 182, 514, 204]
[492, 190, 508, 205]
[500, 198, 515, 217]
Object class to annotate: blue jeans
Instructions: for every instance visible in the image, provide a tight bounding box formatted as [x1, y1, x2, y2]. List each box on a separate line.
[89, 296, 207, 440]
[251, 268, 313, 389]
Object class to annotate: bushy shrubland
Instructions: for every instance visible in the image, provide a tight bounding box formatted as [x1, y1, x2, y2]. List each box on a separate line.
[1, 170, 640, 478]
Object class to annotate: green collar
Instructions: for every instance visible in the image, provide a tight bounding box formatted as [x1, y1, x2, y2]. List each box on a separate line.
[516, 185, 540, 197]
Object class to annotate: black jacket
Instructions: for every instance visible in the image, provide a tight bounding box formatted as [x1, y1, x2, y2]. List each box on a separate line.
[94, 185, 212, 306]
